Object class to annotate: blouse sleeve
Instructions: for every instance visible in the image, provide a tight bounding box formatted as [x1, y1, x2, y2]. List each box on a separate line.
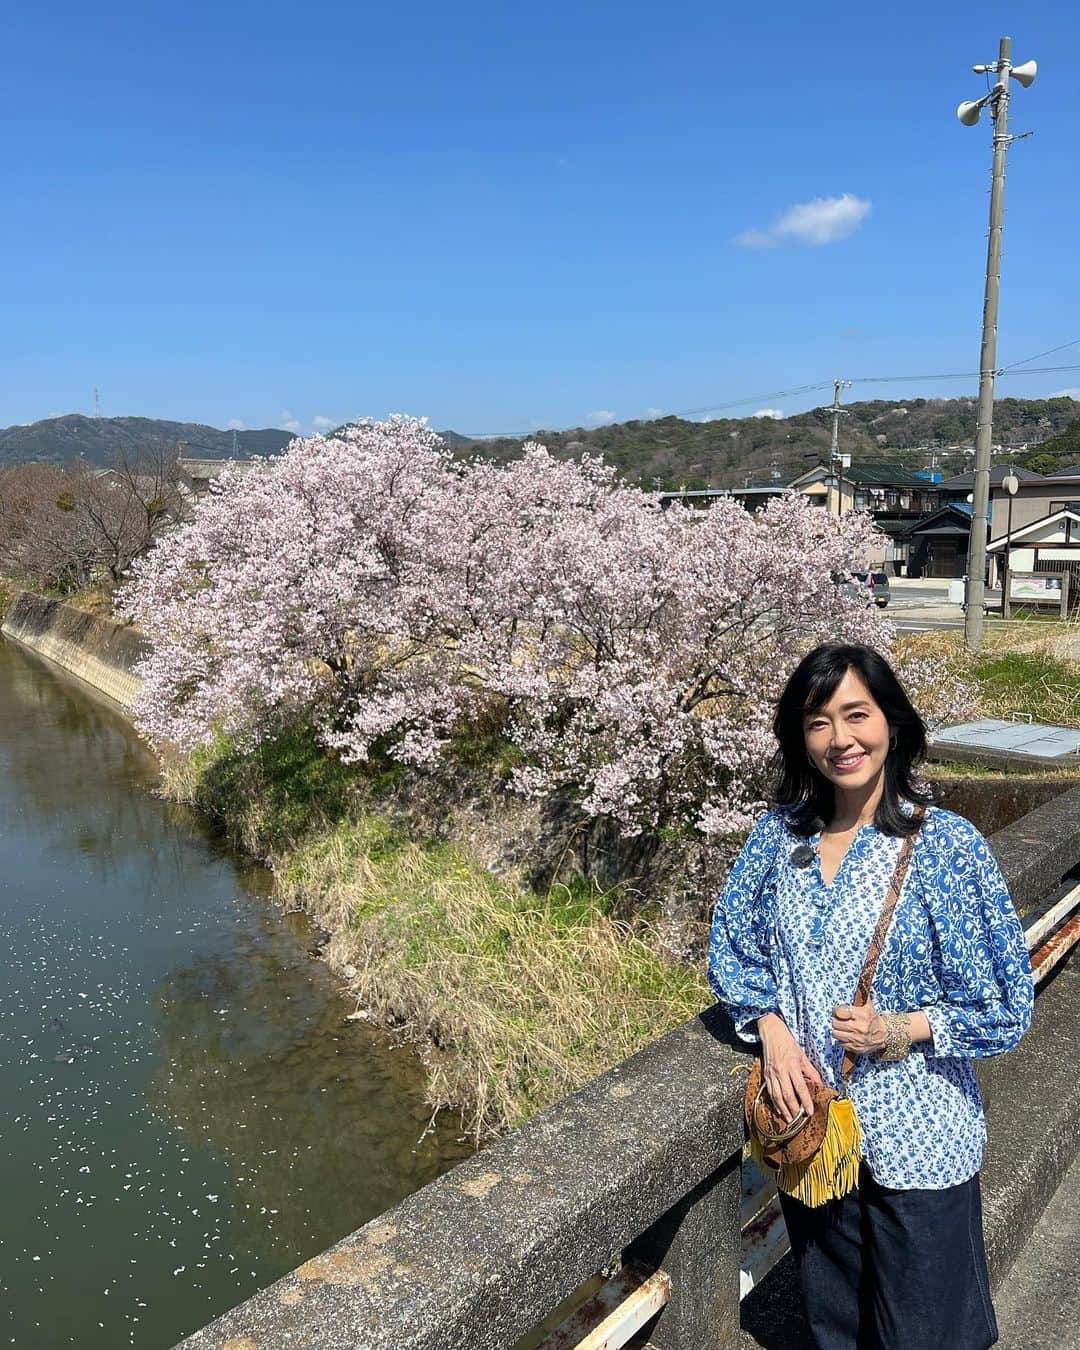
[708, 810, 784, 1043]
[916, 812, 1034, 1059]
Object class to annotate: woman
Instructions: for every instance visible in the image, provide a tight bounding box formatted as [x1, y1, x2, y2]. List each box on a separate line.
[708, 642, 1032, 1350]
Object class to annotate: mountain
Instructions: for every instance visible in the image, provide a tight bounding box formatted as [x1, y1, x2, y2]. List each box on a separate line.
[453, 396, 1080, 490]
[4, 399, 1078, 486]
[0, 415, 294, 469]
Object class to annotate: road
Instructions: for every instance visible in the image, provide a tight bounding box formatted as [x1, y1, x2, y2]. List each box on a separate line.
[884, 580, 1004, 634]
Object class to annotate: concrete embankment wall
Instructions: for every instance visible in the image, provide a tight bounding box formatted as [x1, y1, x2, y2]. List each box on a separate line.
[1, 589, 147, 709]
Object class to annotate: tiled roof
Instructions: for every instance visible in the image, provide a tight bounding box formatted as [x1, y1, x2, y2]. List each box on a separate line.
[937, 466, 1045, 490]
[843, 462, 935, 487]
[177, 457, 259, 479]
[901, 502, 973, 537]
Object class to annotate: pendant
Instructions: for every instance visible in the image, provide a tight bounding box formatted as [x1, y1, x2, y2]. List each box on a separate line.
[789, 844, 817, 868]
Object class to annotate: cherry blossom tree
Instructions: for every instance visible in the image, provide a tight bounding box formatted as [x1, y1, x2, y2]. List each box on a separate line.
[119, 417, 971, 839]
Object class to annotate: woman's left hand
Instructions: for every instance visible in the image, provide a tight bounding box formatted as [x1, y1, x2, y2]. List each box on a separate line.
[832, 1001, 887, 1055]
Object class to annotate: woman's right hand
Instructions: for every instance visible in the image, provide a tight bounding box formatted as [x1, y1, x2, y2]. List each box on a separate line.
[757, 1013, 823, 1122]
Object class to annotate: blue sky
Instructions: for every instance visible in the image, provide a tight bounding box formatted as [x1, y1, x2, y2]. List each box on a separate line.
[4, 2, 1078, 436]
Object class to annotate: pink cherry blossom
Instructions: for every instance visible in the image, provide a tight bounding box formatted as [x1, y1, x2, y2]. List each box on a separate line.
[119, 418, 973, 840]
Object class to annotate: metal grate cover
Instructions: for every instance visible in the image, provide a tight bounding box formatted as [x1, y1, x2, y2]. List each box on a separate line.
[932, 718, 1080, 761]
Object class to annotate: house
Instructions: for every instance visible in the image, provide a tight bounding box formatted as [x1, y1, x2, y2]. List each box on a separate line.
[917, 466, 1080, 587]
[986, 506, 1080, 603]
[176, 456, 261, 502]
[901, 503, 974, 578]
[786, 462, 942, 570]
[657, 484, 791, 512]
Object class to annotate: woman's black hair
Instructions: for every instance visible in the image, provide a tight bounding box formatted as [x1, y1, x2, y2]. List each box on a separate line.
[772, 642, 933, 837]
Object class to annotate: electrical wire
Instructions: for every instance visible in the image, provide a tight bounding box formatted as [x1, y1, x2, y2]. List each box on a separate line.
[457, 364, 1080, 441]
[1000, 338, 1080, 370]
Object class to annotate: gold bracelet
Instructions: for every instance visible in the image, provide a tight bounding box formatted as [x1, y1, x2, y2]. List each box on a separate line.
[878, 1012, 912, 1061]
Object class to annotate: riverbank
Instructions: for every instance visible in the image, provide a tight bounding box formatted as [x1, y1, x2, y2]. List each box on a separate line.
[0, 632, 473, 1350]
[9, 581, 1078, 1143]
[0, 586, 147, 709]
[165, 730, 711, 1140]
[0, 581, 712, 1140]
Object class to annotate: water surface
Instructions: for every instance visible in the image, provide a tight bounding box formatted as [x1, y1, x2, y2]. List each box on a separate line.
[0, 637, 469, 1348]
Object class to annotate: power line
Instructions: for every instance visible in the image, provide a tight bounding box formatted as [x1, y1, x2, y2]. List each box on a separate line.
[458, 360, 1080, 442]
[1005, 362, 1080, 376]
[1000, 337, 1080, 370]
[450, 353, 1080, 442]
[672, 380, 835, 418]
[850, 371, 978, 384]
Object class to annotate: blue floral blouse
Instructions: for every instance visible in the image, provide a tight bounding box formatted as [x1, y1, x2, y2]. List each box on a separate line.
[708, 805, 1034, 1189]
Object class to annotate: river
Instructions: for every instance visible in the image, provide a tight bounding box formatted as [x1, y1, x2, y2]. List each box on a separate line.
[0, 636, 469, 1348]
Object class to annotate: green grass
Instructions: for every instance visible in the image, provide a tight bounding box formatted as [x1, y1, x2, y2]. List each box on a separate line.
[988, 609, 1069, 624]
[166, 725, 709, 1140]
[282, 822, 708, 1139]
[167, 724, 361, 857]
[967, 649, 1080, 727]
[897, 628, 1080, 729]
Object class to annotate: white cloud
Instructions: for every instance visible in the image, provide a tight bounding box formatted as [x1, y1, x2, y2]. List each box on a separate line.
[643, 407, 665, 420]
[313, 415, 336, 429]
[279, 409, 302, 433]
[736, 193, 871, 248]
[1051, 387, 1080, 399]
[585, 409, 616, 427]
[753, 408, 785, 420]
[226, 418, 246, 430]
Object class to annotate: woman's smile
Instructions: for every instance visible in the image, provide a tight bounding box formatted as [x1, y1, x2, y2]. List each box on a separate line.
[829, 750, 868, 772]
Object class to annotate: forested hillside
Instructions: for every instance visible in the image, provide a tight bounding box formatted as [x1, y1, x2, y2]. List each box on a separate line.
[459, 396, 1080, 488]
[2, 398, 1078, 486]
[1018, 417, 1080, 475]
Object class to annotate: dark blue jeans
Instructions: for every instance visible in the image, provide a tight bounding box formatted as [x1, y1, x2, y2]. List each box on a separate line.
[778, 1167, 998, 1350]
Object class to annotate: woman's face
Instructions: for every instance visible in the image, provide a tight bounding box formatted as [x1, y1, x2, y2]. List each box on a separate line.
[802, 668, 891, 798]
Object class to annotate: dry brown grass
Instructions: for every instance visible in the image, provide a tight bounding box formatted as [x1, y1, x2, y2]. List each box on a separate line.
[280, 820, 710, 1142]
[161, 730, 710, 1142]
[897, 622, 1080, 729]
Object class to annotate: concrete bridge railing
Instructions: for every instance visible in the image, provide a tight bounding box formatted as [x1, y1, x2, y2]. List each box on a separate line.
[178, 785, 1080, 1350]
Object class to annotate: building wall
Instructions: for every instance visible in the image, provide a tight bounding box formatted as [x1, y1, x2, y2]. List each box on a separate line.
[989, 479, 1080, 541]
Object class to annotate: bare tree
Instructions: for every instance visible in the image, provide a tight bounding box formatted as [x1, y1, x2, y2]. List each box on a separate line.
[72, 446, 185, 584]
[0, 463, 96, 592]
[0, 447, 185, 594]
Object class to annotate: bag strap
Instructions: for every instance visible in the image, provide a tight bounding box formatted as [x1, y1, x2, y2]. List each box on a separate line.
[840, 805, 925, 1080]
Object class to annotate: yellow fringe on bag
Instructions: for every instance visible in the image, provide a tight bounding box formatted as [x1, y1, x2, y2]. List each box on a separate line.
[750, 1097, 863, 1208]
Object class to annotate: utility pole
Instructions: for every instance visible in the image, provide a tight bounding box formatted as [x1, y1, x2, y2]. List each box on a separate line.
[828, 379, 851, 515]
[957, 35, 1037, 649]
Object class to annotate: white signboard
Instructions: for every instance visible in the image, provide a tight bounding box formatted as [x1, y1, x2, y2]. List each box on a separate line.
[1005, 571, 1070, 618]
[1009, 574, 1061, 602]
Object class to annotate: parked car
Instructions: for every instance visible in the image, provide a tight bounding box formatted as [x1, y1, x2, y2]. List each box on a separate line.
[842, 570, 891, 607]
